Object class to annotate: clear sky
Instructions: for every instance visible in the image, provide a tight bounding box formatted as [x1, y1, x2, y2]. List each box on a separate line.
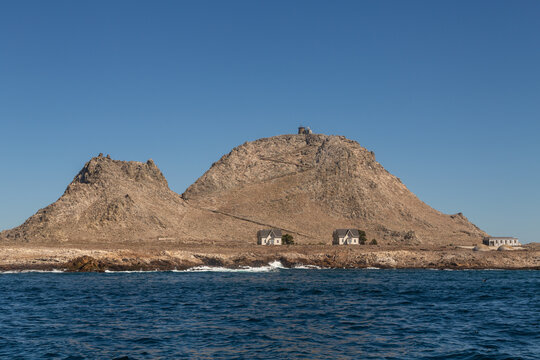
[1, 1, 539, 243]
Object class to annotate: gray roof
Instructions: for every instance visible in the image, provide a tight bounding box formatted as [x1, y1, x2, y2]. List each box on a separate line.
[334, 229, 360, 237]
[258, 229, 282, 238]
[487, 237, 518, 240]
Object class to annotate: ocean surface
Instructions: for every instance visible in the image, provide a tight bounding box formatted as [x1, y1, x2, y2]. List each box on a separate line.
[0, 265, 538, 359]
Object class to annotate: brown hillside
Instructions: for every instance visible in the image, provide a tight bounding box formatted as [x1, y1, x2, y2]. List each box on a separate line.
[182, 134, 486, 245]
[0, 134, 487, 245]
[0, 154, 274, 244]
[0, 155, 189, 242]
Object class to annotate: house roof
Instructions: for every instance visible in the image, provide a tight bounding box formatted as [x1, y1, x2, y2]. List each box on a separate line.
[334, 229, 360, 237]
[258, 229, 282, 238]
[487, 237, 518, 240]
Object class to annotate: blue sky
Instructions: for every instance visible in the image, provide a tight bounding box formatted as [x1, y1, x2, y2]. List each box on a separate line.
[1, 1, 539, 243]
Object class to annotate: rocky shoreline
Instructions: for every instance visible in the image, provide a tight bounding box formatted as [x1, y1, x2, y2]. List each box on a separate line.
[1, 245, 538, 272]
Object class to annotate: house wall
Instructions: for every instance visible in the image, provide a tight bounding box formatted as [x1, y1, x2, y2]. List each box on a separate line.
[258, 235, 281, 245]
[484, 238, 520, 246]
[267, 236, 281, 245]
[335, 236, 360, 245]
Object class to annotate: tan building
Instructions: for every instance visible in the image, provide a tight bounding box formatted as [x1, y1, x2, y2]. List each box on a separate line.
[257, 229, 282, 245]
[483, 237, 520, 247]
[333, 229, 361, 245]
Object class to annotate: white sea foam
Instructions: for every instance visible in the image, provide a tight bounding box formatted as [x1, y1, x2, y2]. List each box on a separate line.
[365, 267, 380, 270]
[101, 261, 323, 273]
[425, 268, 506, 271]
[104, 270, 160, 273]
[292, 264, 321, 269]
[0, 269, 65, 274]
[174, 260, 287, 273]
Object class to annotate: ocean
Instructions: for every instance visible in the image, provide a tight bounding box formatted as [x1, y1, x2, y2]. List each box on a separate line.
[0, 266, 538, 359]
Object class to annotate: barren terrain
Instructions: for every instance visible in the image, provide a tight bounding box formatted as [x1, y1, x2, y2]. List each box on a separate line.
[1, 133, 534, 271]
[0, 243, 538, 271]
[0, 134, 487, 246]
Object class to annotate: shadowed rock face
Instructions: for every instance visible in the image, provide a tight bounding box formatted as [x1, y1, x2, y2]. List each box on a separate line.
[1, 134, 487, 245]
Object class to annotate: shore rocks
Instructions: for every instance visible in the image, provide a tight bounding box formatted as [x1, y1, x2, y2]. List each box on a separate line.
[65, 255, 104, 272]
[1, 245, 538, 272]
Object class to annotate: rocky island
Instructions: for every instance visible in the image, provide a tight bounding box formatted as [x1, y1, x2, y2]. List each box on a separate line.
[1, 132, 538, 271]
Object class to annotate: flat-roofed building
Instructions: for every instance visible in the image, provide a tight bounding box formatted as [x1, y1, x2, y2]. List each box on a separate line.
[483, 237, 520, 247]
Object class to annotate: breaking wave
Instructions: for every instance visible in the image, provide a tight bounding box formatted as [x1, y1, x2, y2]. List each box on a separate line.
[178, 262, 323, 272]
[0, 269, 65, 274]
[1, 261, 326, 274]
[176, 260, 287, 273]
[292, 264, 322, 269]
[104, 270, 161, 273]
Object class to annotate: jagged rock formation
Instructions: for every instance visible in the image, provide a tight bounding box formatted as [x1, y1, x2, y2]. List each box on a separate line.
[0, 155, 188, 242]
[0, 134, 487, 245]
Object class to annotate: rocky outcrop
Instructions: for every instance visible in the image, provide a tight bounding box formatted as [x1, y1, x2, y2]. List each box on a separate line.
[1, 245, 538, 272]
[0, 155, 189, 243]
[183, 134, 486, 245]
[474, 244, 491, 252]
[1, 133, 487, 245]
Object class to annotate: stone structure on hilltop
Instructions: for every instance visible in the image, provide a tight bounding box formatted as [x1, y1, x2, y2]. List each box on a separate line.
[298, 126, 313, 135]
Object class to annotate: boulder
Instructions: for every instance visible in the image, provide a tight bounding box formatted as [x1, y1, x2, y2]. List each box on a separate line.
[473, 244, 491, 252]
[65, 255, 103, 272]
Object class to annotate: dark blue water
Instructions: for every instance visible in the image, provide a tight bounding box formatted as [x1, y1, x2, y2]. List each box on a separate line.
[0, 269, 538, 359]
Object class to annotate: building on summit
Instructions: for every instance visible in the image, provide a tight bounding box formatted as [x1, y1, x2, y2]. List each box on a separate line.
[257, 229, 283, 245]
[333, 229, 361, 245]
[298, 126, 313, 135]
[483, 237, 520, 247]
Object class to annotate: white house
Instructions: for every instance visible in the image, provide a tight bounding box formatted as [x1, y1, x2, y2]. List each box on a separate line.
[257, 229, 282, 245]
[483, 237, 520, 247]
[333, 229, 361, 245]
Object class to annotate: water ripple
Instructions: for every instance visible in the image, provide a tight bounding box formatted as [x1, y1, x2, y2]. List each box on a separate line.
[0, 269, 538, 359]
